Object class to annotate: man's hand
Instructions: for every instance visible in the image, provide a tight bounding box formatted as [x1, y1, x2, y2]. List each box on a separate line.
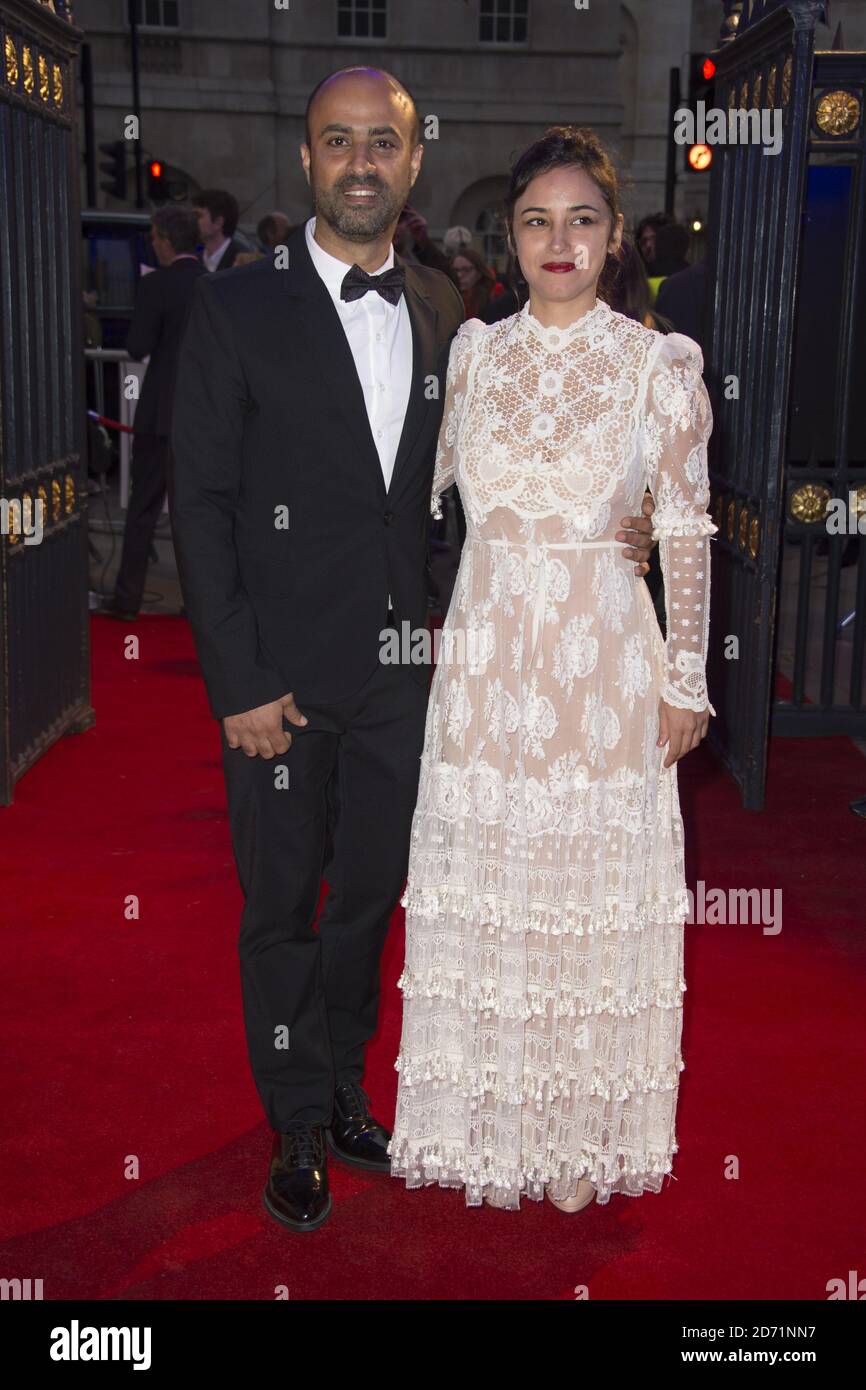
[616, 491, 656, 576]
[658, 700, 710, 768]
[223, 692, 308, 759]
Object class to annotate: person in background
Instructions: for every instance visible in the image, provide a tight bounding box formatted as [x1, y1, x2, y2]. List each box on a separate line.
[393, 204, 458, 284]
[451, 245, 500, 319]
[82, 289, 102, 348]
[646, 222, 691, 305]
[257, 211, 293, 250]
[635, 211, 675, 270]
[99, 205, 204, 620]
[193, 189, 243, 272]
[443, 224, 473, 259]
[656, 259, 709, 355]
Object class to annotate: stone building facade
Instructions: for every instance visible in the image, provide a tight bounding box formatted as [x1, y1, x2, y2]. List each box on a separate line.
[75, 0, 865, 252]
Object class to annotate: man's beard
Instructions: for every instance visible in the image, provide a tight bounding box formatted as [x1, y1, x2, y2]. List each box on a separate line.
[314, 174, 407, 242]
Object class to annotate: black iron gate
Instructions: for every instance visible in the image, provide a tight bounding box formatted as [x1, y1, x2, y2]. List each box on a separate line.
[704, 0, 865, 809]
[0, 0, 92, 805]
[773, 42, 866, 735]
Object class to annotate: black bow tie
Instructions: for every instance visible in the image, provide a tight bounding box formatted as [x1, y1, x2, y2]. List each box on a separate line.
[340, 263, 405, 306]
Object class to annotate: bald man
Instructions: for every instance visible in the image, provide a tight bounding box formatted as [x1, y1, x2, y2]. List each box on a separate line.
[171, 66, 655, 1233]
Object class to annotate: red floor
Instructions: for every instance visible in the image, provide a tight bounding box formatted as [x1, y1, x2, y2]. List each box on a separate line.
[0, 615, 863, 1299]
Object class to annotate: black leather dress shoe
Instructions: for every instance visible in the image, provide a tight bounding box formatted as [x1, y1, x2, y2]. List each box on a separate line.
[96, 602, 139, 621]
[326, 1080, 391, 1172]
[262, 1124, 331, 1233]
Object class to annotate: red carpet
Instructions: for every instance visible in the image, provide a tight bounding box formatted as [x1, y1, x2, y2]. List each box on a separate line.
[0, 615, 863, 1299]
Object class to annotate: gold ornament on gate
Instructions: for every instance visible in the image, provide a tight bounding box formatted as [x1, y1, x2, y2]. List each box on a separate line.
[748, 516, 759, 560]
[815, 90, 861, 137]
[790, 483, 831, 523]
[5, 36, 18, 86]
[22, 46, 34, 95]
[64, 474, 75, 514]
[51, 478, 61, 523]
[752, 73, 763, 110]
[767, 63, 777, 108]
[738, 507, 749, 550]
[726, 499, 736, 542]
[38, 54, 49, 102]
[53, 62, 63, 106]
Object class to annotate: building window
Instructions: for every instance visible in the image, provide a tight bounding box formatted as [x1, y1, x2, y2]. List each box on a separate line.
[479, 0, 528, 45]
[132, 0, 180, 27]
[337, 0, 387, 40]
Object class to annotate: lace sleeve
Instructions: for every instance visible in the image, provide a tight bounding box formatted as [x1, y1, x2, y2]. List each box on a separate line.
[644, 332, 718, 716]
[430, 318, 480, 520]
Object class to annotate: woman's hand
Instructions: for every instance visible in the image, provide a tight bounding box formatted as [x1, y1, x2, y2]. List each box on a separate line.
[657, 700, 710, 768]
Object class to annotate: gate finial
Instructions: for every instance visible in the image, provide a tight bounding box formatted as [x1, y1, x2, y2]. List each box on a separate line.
[719, 1, 745, 44]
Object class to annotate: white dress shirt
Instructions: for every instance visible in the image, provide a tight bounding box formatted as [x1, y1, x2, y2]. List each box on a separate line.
[305, 216, 413, 614]
[305, 216, 412, 494]
[203, 236, 231, 272]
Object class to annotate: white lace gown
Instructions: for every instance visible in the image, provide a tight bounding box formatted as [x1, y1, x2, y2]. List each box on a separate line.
[388, 299, 717, 1208]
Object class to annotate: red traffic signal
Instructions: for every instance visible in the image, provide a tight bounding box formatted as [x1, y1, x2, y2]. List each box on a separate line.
[702, 57, 716, 82]
[147, 158, 167, 202]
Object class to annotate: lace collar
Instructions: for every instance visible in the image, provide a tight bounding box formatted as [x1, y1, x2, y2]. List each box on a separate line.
[515, 297, 611, 352]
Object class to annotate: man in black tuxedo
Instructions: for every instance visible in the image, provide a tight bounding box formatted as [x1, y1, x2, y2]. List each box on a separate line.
[171, 66, 655, 1233]
[102, 205, 203, 620]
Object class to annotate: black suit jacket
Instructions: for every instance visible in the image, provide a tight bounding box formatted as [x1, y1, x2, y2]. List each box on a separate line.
[127, 257, 205, 437]
[654, 262, 708, 354]
[170, 223, 465, 720]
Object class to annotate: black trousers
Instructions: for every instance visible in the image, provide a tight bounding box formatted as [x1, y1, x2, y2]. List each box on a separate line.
[113, 433, 169, 613]
[220, 626, 429, 1132]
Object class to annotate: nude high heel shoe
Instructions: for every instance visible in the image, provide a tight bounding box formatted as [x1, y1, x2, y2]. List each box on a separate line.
[547, 1178, 596, 1213]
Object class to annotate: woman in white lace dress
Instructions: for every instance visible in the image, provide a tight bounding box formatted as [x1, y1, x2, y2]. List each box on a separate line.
[388, 127, 716, 1212]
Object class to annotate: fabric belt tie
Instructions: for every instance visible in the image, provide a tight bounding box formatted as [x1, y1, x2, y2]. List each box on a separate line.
[477, 536, 624, 669]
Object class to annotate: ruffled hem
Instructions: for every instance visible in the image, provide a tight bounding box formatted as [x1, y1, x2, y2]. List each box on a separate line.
[393, 1051, 684, 1103]
[399, 883, 691, 936]
[396, 966, 686, 1019]
[387, 1138, 677, 1207]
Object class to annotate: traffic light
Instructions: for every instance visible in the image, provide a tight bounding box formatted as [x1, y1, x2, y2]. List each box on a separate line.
[684, 53, 717, 174]
[98, 140, 127, 201]
[147, 159, 167, 203]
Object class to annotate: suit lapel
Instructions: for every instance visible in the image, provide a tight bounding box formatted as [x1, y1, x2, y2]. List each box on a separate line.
[274, 227, 439, 503]
[277, 226, 385, 498]
[387, 261, 438, 500]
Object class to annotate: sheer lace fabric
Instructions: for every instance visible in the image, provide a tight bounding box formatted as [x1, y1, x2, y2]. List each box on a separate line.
[388, 300, 716, 1207]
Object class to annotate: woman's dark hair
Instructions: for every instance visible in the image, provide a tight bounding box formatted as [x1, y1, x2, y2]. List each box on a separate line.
[453, 244, 495, 287]
[503, 125, 623, 304]
[606, 233, 651, 324]
[451, 245, 497, 315]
